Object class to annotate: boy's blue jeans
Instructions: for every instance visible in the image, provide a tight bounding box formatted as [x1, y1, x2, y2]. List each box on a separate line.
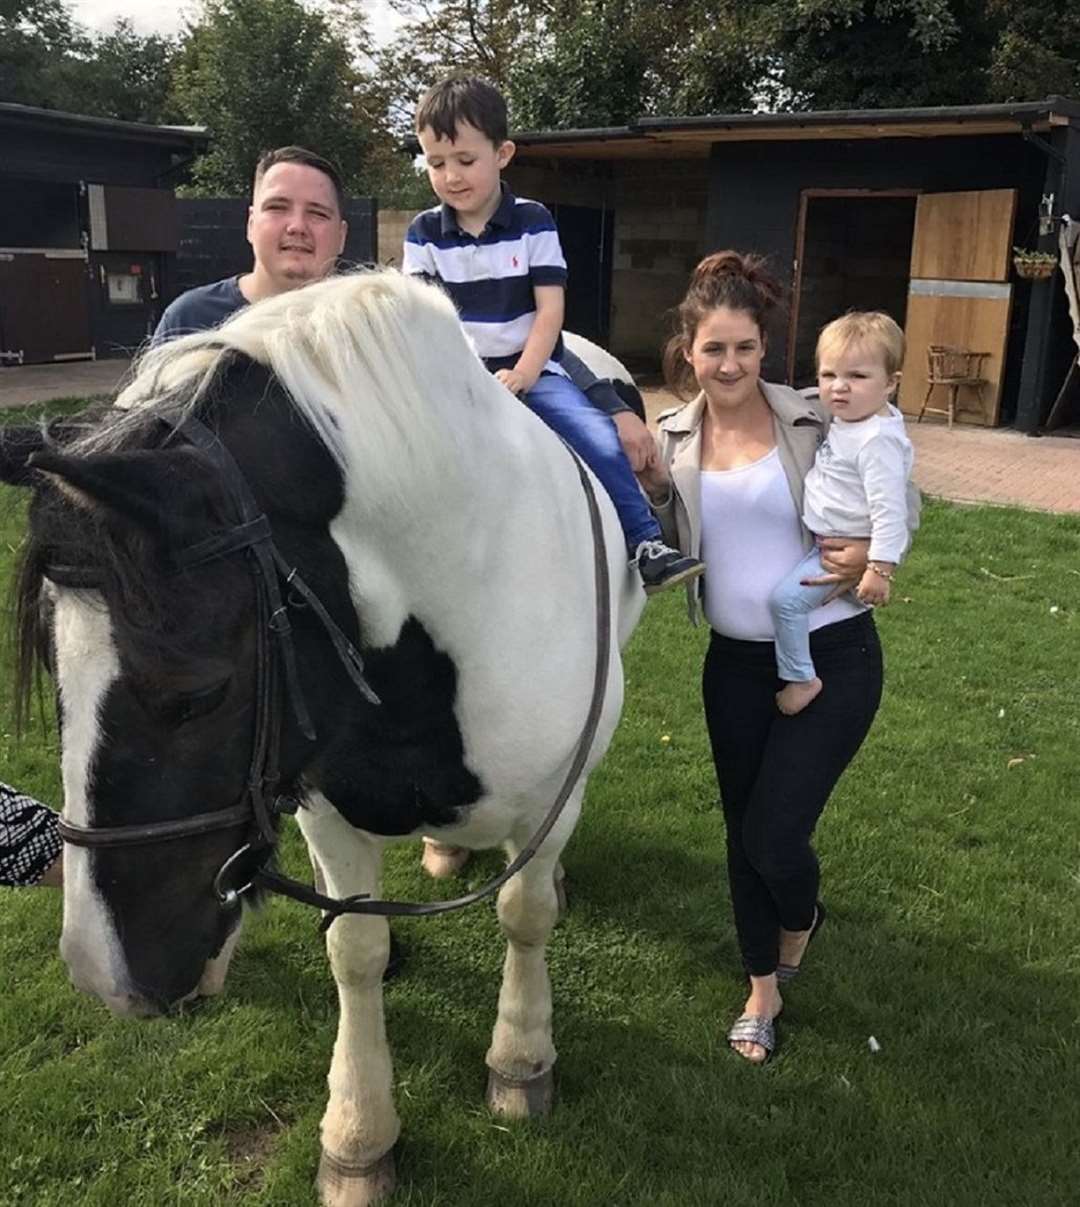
[524, 372, 661, 552]
[768, 546, 841, 683]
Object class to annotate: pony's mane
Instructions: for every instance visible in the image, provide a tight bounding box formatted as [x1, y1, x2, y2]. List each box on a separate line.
[14, 272, 502, 725]
[106, 270, 494, 510]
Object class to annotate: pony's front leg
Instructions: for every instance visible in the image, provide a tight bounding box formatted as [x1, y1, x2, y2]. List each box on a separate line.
[297, 798, 399, 1207]
[485, 790, 582, 1118]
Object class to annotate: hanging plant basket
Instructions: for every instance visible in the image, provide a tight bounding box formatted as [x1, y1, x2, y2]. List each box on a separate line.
[1013, 250, 1058, 280]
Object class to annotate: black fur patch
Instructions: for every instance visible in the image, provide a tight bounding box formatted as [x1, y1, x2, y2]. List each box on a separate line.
[308, 615, 483, 836]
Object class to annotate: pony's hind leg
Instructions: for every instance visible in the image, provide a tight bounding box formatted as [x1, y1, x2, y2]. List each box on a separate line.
[485, 789, 583, 1118]
[297, 797, 399, 1207]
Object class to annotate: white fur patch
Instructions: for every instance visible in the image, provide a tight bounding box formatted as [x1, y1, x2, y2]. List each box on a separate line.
[53, 589, 134, 1010]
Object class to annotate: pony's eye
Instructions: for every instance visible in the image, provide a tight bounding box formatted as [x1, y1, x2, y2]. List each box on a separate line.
[156, 679, 231, 727]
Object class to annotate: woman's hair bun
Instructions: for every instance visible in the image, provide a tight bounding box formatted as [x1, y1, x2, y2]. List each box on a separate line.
[689, 251, 783, 311]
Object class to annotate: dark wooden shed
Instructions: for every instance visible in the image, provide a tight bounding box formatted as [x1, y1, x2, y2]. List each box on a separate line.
[507, 97, 1080, 431]
[0, 102, 208, 366]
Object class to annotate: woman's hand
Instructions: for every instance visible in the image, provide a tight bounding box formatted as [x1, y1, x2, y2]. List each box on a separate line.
[612, 411, 658, 471]
[801, 537, 870, 600]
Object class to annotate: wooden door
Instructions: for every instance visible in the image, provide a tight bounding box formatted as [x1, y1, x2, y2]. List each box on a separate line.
[0, 253, 92, 364]
[553, 202, 614, 347]
[899, 189, 1016, 426]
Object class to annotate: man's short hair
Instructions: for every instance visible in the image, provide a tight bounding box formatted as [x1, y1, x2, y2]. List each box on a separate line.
[253, 146, 347, 216]
[415, 75, 508, 146]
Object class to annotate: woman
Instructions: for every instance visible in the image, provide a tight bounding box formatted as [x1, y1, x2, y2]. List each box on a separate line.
[1, 782, 62, 887]
[639, 251, 902, 1064]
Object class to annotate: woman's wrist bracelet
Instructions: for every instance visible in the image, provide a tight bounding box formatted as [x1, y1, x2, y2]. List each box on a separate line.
[868, 563, 895, 581]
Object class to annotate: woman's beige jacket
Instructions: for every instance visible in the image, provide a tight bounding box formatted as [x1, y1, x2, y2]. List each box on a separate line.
[651, 381, 919, 624]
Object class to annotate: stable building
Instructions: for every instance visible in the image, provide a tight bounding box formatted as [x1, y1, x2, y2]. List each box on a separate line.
[0, 103, 208, 366]
[506, 97, 1080, 431]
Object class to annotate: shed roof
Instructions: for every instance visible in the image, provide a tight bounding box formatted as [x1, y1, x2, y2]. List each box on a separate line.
[0, 102, 209, 150]
[509, 96, 1080, 160]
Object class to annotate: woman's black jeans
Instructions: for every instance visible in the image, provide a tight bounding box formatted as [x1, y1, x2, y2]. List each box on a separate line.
[702, 611, 883, 977]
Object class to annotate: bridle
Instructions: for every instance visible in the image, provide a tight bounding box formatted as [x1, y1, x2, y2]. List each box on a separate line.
[52, 414, 612, 930]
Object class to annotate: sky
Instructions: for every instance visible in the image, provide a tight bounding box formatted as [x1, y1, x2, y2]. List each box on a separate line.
[67, 0, 404, 45]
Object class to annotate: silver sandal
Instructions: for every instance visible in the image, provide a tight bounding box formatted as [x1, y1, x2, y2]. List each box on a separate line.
[727, 1013, 777, 1062]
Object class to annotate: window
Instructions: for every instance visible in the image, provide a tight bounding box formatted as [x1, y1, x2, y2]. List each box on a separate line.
[107, 272, 141, 304]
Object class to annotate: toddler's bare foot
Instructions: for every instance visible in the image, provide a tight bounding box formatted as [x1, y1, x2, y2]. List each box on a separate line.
[776, 678, 822, 715]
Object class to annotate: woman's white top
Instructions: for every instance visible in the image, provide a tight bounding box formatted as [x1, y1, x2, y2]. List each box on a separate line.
[802, 404, 914, 563]
[700, 447, 863, 641]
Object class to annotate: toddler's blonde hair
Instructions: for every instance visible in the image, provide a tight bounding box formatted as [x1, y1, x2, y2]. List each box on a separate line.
[816, 311, 905, 376]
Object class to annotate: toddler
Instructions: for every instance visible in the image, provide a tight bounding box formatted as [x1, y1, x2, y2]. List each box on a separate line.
[771, 312, 915, 715]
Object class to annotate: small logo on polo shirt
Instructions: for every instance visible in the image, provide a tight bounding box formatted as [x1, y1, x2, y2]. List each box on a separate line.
[512, 255, 519, 267]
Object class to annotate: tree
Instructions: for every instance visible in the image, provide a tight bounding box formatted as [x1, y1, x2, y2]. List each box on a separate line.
[378, 0, 1080, 130]
[985, 0, 1080, 101]
[0, 0, 85, 110]
[508, 0, 770, 128]
[1, 2, 179, 124]
[765, 0, 999, 111]
[376, 0, 522, 136]
[376, 0, 765, 135]
[77, 20, 178, 124]
[171, 0, 372, 196]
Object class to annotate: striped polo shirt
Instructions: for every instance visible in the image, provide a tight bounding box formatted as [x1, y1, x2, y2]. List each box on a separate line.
[402, 184, 568, 374]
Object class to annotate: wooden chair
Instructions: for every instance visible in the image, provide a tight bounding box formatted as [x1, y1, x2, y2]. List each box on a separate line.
[917, 345, 990, 430]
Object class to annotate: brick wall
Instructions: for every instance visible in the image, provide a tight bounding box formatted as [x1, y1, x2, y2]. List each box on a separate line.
[377, 209, 414, 267]
[609, 159, 708, 363]
[507, 156, 708, 364]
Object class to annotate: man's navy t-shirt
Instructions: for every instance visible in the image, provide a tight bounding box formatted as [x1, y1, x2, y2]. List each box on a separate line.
[151, 276, 247, 345]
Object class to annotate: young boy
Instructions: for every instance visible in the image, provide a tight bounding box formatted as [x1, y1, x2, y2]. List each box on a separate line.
[403, 74, 703, 595]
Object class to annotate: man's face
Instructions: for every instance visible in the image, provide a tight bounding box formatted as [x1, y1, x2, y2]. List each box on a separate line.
[247, 162, 347, 292]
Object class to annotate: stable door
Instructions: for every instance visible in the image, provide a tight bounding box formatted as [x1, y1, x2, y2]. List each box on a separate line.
[898, 189, 1016, 426]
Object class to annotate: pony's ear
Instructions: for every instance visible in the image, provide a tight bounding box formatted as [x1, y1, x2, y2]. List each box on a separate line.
[0, 427, 50, 486]
[28, 447, 215, 543]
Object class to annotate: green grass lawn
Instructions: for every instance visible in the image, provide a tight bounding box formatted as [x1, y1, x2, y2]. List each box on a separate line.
[1, 413, 1078, 1205]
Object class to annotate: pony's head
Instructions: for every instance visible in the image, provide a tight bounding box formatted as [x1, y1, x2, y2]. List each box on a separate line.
[2, 370, 352, 1014]
[3, 271, 486, 1015]
[4, 403, 262, 1012]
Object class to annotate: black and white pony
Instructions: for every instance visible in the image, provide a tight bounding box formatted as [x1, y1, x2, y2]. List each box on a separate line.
[1, 271, 645, 1206]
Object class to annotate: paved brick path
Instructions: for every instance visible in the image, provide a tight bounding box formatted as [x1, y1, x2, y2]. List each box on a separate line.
[2, 363, 1076, 515]
[0, 358, 132, 410]
[641, 386, 1080, 516]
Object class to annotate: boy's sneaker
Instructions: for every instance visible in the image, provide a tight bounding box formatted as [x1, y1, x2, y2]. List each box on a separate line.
[633, 540, 706, 596]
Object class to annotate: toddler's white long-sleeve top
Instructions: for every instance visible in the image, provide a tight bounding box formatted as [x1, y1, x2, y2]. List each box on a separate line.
[802, 404, 915, 564]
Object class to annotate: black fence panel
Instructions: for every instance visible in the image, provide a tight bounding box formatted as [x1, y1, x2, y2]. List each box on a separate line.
[171, 197, 376, 304]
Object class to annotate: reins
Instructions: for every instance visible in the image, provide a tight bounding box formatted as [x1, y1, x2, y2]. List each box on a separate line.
[53, 415, 611, 931]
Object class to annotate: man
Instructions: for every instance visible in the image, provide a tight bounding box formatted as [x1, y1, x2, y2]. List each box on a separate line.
[153, 144, 348, 343]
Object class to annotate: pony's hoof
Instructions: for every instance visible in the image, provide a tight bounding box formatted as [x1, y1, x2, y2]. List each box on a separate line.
[317, 1147, 396, 1207]
[486, 1065, 555, 1118]
[421, 840, 470, 879]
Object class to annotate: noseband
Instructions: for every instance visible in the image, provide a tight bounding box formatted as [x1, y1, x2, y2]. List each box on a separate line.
[53, 414, 611, 930]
